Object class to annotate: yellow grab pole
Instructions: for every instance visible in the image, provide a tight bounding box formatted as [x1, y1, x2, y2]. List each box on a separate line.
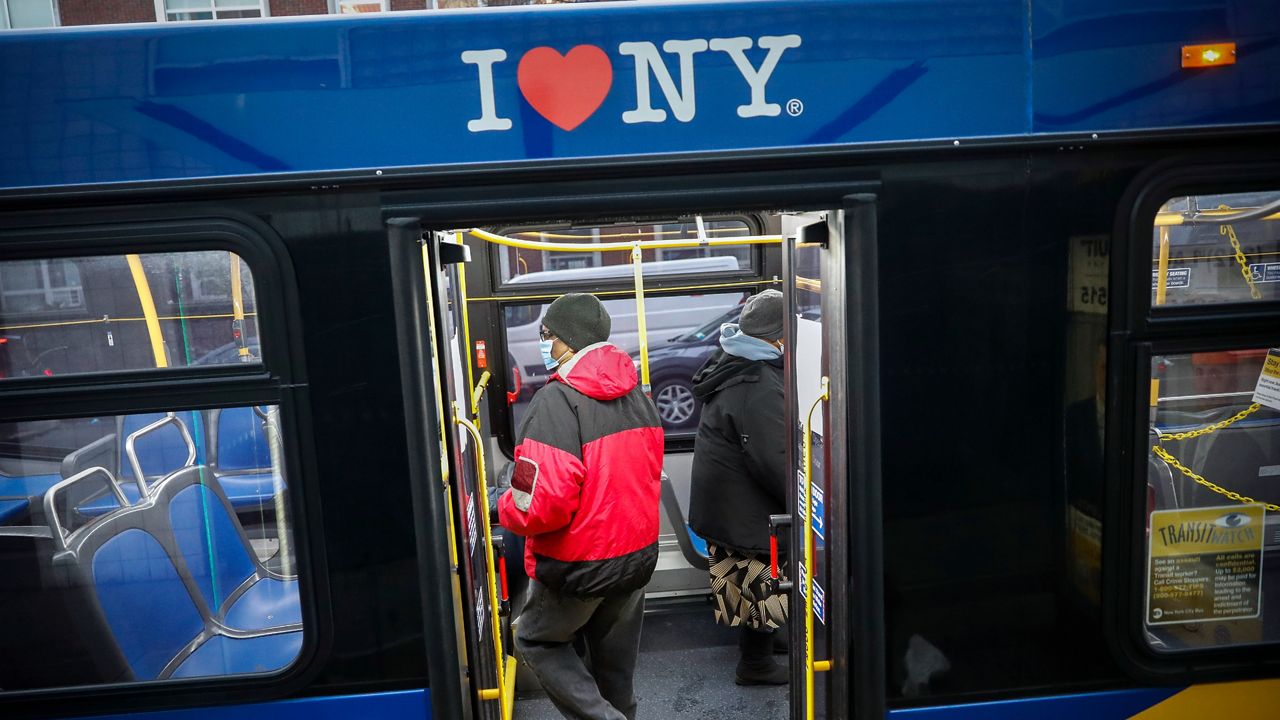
[126, 254, 167, 368]
[455, 232, 481, 424]
[455, 405, 511, 720]
[631, 242, 651, 393]
[1155, 226, 1171, 306]
[803, 377, 831, 720]
[469, 227, 782, 254]
[422, 246, 461, 569]
[229, 253, 249, 361]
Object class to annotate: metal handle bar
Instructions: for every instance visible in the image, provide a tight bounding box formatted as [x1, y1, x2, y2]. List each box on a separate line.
[44, 466, 128, 552]
[454, 404, 514, 720]
[802, 377, 831, 720]
[124, 413, 197, 499]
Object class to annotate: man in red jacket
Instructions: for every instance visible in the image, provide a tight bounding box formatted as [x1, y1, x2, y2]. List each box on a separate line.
[498, 293, 664, 720]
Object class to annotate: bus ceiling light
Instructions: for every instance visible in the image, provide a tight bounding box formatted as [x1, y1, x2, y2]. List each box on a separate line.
[1182, 42, 1236, 68]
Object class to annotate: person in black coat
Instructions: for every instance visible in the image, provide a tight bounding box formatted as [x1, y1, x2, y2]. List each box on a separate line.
[688, 289, 789, 686]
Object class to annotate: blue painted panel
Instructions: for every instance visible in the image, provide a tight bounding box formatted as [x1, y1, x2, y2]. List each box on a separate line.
[0, 1, 1276, 190]
[889, 687, 1182, 719]
[0, 0, 1027, 188]
[64, 689, 430, 720]
[1032, 0, 1280, 131]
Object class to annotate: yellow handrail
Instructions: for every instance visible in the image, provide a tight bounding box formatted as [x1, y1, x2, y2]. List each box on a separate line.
[455, 232, 480, 424]
[125, 254, 167, 369]
[1155, 225, 1171, 306]
[468, 227, 782, 253]
[229, 253, 250, 361]
[454, 406, 513, 720]
[803, 377, 831, 720]
[631, 243, 651, 392]
[471, 370, 492, 418]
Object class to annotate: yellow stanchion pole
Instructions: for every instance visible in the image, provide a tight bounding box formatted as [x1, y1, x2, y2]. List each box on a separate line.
[126, 254, 167, 368]
[803, 377, 831, 720]
[631, 242, 651, 393]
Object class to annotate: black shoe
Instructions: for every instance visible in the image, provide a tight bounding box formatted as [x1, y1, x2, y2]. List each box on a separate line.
[772, 626, 789, 654]
[736, 627, 789, 686]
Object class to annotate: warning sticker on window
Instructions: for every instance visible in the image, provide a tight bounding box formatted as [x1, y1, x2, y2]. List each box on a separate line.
[1253, 348, 1280, 411]
[1147, 505, 1265, 625]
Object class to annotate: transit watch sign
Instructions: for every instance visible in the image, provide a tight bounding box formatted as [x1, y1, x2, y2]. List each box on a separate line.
[1147, 505, 1265, 625]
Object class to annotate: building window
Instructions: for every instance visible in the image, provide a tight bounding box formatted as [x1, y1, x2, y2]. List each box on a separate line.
[1, 0, 57, 29]
[158, 0, 266, 22]
[335, 0, 387, 12]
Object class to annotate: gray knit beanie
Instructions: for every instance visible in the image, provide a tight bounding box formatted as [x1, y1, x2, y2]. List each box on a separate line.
[739, 289, 784, 341]
[542, 293, 611, 351]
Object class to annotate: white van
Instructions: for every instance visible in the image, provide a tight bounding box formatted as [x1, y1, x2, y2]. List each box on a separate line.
[504, 257, 744, 390]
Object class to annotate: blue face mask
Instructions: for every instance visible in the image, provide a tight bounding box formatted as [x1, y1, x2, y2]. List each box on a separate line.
[539, 339, 560, 370]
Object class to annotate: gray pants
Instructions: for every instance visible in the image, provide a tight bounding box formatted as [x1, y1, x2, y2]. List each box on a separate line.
[516, 580, 645, 720]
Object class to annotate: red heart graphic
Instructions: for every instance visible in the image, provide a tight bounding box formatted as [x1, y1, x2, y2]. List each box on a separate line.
[517, 45, 612, 132]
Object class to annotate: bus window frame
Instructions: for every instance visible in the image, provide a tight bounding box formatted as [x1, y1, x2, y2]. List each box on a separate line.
[1107, 161, 1280, 683]
[486, 214, 765, 292]
[0, 211, 326, 715]
[488, 283, 773, 459]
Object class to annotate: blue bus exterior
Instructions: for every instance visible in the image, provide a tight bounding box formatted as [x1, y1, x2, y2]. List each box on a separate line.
[2, 2, 1279, 720]
[1, 0, 1277, 191]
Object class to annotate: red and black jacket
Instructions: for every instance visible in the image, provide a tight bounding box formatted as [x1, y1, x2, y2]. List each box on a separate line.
[498, 343, 664, 597]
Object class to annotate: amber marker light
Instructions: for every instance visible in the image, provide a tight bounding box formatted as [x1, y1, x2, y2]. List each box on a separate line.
[1182, 42, 1237, 68]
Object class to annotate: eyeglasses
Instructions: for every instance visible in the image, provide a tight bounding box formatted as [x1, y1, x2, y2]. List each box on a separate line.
[539, 328, 555, 341]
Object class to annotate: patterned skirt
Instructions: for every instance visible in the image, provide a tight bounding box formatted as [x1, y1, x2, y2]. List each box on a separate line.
[707, 543, 790, 630]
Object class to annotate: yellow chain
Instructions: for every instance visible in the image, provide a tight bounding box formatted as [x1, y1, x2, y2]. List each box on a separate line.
[1157, 403, 1262, 441]
[1151, 445, 1280, 512]
[1221, 224, 1263, 300]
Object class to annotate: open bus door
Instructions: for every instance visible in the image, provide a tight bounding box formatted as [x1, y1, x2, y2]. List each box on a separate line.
[782, 198, 886, 720]
[388, 219, 514, 720]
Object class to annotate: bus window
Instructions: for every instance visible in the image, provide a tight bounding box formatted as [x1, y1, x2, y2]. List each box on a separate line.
[1152, 191, 1280, 308]
[503, 290, 749, 433]
[0, 251, 260, 379]
[1146, 347, 1280, 651]
[495, 219, 755, 286]
[0, 406, 301, 691]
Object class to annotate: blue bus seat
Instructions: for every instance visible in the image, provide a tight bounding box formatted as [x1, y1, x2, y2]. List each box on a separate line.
[76, 413, 201, 519]
[660, 473, 709, 571]
[0, 471, 63, 525]
[164, 468, 300, 631]
[55, 465, 301, 682]
[209, 407, 284, 513]
[118, 412, 204, 484]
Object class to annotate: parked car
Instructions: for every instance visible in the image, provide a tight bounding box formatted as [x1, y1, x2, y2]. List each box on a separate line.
[637, 304, 743, 431]
[504, 257, 743, 397]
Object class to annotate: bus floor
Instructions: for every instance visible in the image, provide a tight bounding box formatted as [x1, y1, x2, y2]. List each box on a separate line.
[515, 598, 790, 719]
